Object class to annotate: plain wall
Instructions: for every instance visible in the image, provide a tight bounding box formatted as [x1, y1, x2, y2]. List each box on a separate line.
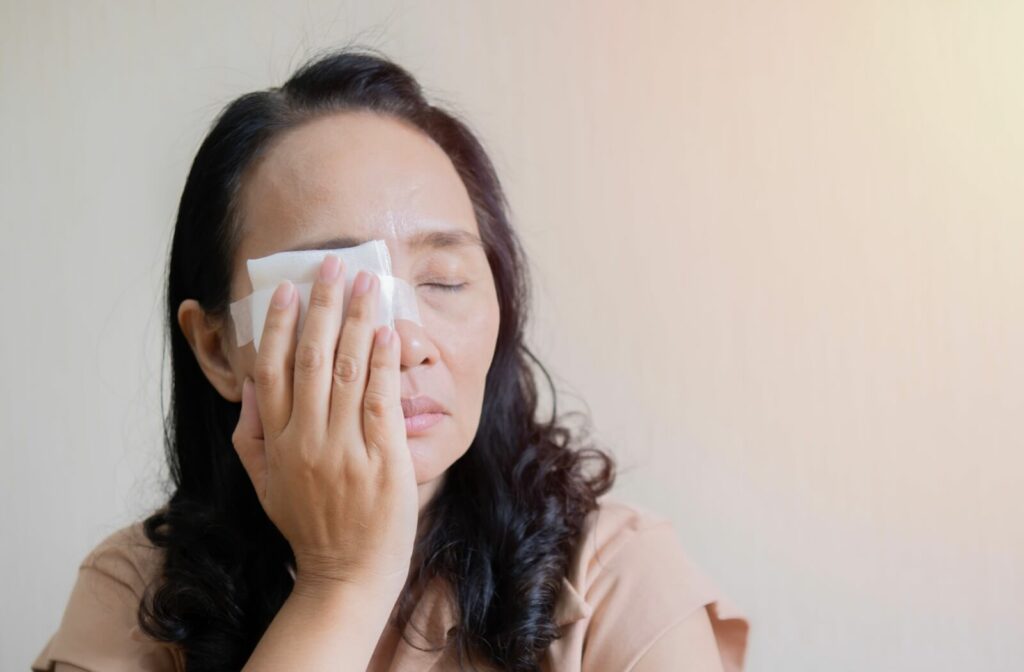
[2, 1, 1022, 670]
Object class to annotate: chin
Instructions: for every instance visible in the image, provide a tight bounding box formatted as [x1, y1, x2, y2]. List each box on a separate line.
[408, 436, 442, 484]
[407, 429, 467, 486]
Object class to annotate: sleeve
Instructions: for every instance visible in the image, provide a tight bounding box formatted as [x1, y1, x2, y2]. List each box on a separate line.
[580, 518, 749, 672]
[31, 532, 182, 672]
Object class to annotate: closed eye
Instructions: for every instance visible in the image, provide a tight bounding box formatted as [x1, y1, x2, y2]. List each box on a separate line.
[422, 282, 467, 292]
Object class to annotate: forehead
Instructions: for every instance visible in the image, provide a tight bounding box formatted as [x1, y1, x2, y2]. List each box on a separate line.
[233, 110, 481, 263]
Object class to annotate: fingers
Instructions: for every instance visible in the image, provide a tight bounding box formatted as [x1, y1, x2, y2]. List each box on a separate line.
[362, 325, 407, 462]
[252, 279, 299, 440]
[327, 271, 380, 443]
[290, 254, 346, 431]
[232, 377, 268, 500]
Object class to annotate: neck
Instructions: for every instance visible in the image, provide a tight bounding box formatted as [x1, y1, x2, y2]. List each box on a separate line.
[416, 471, 446, 525]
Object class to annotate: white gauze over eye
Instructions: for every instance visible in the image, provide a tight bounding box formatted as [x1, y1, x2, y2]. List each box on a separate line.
[228, 239, 421, 351]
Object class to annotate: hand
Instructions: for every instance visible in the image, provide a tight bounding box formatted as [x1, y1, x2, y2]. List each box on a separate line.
[231, 254, 419, 595]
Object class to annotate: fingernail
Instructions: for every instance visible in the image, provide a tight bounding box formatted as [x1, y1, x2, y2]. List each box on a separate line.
[319, 254, 341, 282]
[376, 325, 393, 347]
[353, 271, 373, 297]
[272, 280, 294, 308]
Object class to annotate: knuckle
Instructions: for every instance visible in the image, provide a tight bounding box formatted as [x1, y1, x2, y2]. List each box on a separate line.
[333, 353, 360, 385]
[346, 294, 371, 322]
[341, 455, 366, 481]
[291, 451, 316, 477]
[364, 439, 384, 458]
[288, 432, 318, 468]
[295, 343, 324, 375]
[296, 443, 318, 470]
[308, 284, 334, 310]
[253, 360, 278, 391]
[363, 388, 391, 420]
[370, 347, 391, 370]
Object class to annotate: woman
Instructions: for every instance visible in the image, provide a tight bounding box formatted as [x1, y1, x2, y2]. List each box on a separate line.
[33, 49, 748, 671]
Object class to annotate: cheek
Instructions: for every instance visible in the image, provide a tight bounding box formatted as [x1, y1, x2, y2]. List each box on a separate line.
[409, 300, 498, 484]
[430, 292, 500, 418]
[421, 281, 499, 370]
[440, 296, 499, 382]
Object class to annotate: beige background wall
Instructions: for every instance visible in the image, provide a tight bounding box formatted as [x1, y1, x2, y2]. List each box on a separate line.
[2, 1, 1021, 670]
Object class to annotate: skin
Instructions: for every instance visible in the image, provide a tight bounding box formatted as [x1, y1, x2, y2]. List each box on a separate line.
[176, 110, 500, 670]
[179, 110, 500, 517]
[168, 110, 725, 671]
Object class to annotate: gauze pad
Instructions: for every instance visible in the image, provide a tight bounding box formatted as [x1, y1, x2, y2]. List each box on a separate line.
[228, 239, 421, 351]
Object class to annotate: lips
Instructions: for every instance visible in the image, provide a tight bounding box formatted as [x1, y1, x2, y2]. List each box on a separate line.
[401, 396, 448, 436]
[400, 396, 449, 418]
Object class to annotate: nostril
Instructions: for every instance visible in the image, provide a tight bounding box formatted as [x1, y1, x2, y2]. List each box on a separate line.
[395, 323, 438, 369]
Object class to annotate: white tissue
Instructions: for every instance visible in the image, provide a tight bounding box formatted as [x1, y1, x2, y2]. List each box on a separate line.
[228, 239, 421, 351]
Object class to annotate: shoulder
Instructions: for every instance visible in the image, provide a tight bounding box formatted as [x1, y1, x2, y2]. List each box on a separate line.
[563, 496, 749, 671]
[567, 495, 703, 598]
[78, 520, 166, 598]
[32, 519, 180, 672]
[577, 496, 679, 570]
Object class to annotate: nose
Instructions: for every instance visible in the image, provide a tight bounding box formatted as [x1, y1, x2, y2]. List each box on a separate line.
[394, 319, 439, 370]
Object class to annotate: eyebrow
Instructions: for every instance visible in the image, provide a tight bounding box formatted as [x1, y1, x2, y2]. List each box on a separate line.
[286, 228, 484, 253]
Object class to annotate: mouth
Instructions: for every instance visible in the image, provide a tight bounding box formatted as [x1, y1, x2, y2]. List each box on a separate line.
[401, 395, 449, 435]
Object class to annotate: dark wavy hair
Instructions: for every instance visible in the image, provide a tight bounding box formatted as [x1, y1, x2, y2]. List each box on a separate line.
[138, 47, 615, 671]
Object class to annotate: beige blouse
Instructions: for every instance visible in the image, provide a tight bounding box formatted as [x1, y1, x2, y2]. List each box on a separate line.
[32, 496, 749, 671]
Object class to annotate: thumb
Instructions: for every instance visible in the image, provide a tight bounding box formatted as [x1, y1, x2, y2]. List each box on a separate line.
[232, 377, 268, 500]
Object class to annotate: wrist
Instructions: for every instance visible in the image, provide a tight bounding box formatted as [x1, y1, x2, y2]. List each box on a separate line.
[291, 552, 410, 598]
[290, 569, 403, 610]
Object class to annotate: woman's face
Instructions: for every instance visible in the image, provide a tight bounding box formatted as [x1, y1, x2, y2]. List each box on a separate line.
[224, 110, 500, 503]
